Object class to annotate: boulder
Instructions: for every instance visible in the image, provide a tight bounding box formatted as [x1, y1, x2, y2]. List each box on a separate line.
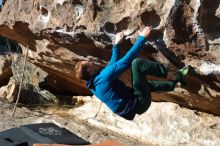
[0, 0, 219, 115]
[0, 54, 59, 105]
[0, 80, 18, 102]
[69, 96, 220, 146]
[0, 55, 12, 87]
[0, 77, 56, 105]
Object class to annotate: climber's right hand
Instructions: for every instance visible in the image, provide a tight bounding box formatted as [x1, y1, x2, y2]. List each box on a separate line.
[139, 26, 152, 38]
[114, 32, 124, 45]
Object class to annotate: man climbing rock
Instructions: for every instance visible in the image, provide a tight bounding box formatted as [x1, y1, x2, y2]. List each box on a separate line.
[74, 26, 190, 120]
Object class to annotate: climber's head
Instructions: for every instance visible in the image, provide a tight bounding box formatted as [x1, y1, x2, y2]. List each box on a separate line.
[74, 60, 101, 81]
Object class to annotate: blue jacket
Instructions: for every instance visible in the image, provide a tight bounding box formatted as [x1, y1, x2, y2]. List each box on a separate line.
[86, 36, 147, 120]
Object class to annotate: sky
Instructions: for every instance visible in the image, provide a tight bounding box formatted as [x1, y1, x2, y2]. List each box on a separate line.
[0, 0, 2, 5]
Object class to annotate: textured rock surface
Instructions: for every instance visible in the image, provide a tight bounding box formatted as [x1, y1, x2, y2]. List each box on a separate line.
[0, 99, 151, 146]
[0, 53, 58, 104]
[0, 77, 57, 105]
[0, 80, 18, 102]
[0, 56, 12, 86]
[69, 96, 220, 146]
[0, 0, 219, 116]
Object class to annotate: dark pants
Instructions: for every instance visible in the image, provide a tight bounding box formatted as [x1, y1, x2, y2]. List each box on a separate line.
[131, 58, 175, 114]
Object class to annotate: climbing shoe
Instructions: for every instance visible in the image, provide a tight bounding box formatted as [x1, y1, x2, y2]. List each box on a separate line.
[174, 65, 191, 85]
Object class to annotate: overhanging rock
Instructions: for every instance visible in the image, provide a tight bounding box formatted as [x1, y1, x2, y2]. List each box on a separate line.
[0, 0, 219, 115]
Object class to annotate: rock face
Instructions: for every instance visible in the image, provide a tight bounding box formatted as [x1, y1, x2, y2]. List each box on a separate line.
[69, 96, 220, 146]
[0, 99, 150, 146]
[0, 56, 12, 86]
[0, 53, 58, 104]
[0, 0, 219, 116]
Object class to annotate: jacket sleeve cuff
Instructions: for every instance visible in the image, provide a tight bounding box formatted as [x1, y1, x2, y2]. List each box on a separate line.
[112, 44, 120, 49]
[137, 36, 147, 43]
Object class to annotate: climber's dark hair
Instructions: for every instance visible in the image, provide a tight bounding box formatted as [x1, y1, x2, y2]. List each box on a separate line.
[74, 61, 92, 81]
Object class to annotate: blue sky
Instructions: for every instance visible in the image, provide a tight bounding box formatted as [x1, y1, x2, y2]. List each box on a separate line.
[0, 0, 2, 5]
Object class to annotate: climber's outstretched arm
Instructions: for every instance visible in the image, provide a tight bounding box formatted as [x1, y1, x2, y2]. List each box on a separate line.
[99, 26, 152, 82]
[109, 32, 124, 65]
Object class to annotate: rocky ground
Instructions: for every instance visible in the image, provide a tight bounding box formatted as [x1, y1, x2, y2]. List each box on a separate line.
[0, 99, 154, 146]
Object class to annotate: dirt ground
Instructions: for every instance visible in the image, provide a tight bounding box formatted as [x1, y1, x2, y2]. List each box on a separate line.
[0, 99, 155, 146]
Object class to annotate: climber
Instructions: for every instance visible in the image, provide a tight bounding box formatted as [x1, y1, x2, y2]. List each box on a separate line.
[74, 26, 190, 120]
